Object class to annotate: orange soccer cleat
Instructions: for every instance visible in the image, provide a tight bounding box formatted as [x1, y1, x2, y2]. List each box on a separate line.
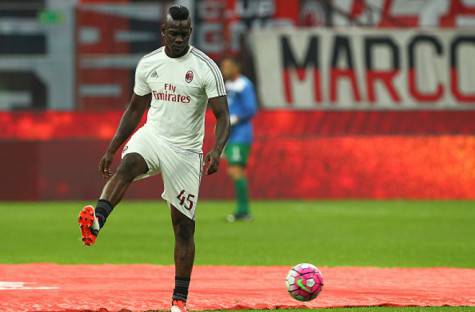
[171, 299, 187, 312]
[78, 205, 100, 246]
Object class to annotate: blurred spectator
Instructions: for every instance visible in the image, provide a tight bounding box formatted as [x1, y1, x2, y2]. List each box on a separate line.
[220, 57, 257, 222]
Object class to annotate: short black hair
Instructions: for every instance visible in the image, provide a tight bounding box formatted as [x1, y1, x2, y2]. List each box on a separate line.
[223, 56, 242, 69]
[168, 5, 190, 20]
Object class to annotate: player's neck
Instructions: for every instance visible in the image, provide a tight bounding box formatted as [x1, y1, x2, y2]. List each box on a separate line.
[165, 46, 190, 58]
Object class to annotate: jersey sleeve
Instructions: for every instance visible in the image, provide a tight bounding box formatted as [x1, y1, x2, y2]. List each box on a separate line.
[133, 60, 152, 96]
[203, 61, 227, 98]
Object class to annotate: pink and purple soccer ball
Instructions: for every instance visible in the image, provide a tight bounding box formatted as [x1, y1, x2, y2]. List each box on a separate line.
[286, 263, 324, 301]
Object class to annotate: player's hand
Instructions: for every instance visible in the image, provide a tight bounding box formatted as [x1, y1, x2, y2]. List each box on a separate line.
[204, 149, 221, 175]
[99, 151, 114, 178]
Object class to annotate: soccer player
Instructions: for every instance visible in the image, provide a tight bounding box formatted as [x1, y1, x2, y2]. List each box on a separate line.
[77, 5, 230, 312]
[220, 58, 257, 222]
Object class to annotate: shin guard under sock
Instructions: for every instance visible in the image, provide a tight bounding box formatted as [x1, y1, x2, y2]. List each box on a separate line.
[95, 199, 113, 228]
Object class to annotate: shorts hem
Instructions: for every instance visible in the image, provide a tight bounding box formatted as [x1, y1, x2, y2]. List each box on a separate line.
[122, 150, 160, 181]
[162, 194, 195, 220]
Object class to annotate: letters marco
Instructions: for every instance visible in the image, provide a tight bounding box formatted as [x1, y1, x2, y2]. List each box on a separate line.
[281, 33, 475, 105]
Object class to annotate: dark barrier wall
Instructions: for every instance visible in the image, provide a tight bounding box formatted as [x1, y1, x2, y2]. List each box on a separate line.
[1, 111, 475, 200]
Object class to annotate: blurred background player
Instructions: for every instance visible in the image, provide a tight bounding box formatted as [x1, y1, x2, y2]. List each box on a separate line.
[220, 57, 257, 222]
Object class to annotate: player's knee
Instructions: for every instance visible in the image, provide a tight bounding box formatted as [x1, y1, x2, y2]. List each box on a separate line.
[173, 219, 195, 242]
[116, 155, 146, 181]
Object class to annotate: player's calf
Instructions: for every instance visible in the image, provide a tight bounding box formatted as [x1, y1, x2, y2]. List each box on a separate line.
[171, 207, 195, 307]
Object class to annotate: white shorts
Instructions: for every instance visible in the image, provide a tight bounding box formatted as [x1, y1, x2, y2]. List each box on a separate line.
[122, 126, 203, 220]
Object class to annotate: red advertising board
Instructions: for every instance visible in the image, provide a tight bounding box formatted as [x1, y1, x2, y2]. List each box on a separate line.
[2, 111, 475, 200]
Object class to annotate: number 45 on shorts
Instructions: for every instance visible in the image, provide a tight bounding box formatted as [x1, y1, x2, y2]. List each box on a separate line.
[176, 189, 195, 210]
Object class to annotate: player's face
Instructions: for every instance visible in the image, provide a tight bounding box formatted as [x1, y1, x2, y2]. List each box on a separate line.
[162, 19, 192, 57]
[220, 59, 237, 81]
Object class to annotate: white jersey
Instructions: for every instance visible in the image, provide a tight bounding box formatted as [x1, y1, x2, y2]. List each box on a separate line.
[134, 46, 226, 152]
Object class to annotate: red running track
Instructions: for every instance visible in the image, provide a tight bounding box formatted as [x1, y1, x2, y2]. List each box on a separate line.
[1, 264, 475, 312]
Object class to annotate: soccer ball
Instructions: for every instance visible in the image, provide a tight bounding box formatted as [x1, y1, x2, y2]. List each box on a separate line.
[285, 263, 323, 301]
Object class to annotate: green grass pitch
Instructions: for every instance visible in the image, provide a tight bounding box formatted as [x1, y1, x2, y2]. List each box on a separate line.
[1, 200, 474, 311]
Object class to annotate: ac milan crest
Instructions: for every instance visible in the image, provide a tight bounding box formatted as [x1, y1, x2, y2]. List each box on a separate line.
[185, 70, 194, 83]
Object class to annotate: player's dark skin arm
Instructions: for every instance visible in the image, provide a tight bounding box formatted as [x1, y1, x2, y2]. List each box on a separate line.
[205, 95, 230, 175]
[99, 93, 151, 178]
